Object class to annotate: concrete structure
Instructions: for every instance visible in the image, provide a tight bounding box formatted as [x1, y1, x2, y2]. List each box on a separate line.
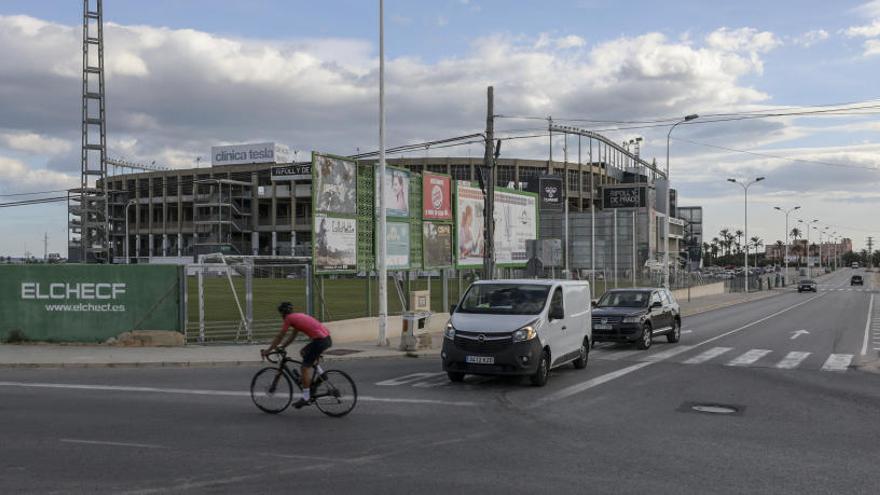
[678, 206, 703, 270]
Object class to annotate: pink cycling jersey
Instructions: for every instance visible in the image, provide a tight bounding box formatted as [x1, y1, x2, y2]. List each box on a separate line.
[282, 313, 330, 340]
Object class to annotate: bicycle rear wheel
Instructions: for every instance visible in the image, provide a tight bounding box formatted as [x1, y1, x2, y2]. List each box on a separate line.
[313, 370, 358, 417]
[250, 367, 294, 414]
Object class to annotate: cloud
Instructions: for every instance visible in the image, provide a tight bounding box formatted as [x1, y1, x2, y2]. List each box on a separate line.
[853, 0, 880, 18]
[864, 38, 880, 55]
[705, 27, 780, 54]
[0, 156, 77, 191]
[0, 131, 72, 155]
[791, 29, 829, 47]
[844, 19, 880, 38]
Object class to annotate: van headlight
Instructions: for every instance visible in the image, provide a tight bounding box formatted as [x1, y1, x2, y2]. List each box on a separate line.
[444, 322, 456, 340]
[622, 315, 642, 324]
[512, 323, 538, 343]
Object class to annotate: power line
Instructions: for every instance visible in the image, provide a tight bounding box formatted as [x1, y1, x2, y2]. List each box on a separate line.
[0, 189, 71, 197]
[0, 196, 68, 208]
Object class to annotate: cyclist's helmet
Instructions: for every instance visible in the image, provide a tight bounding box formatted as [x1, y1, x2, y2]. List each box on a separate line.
[277, 301, 294, 316]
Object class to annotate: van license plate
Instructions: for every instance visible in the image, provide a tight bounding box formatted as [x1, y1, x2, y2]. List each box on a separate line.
[594, 324, 612, 330]
[466, 356, 494, 365]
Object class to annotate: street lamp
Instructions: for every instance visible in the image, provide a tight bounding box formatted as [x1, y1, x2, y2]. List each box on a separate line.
[728, 177, 765, 292]
[798, 218, 818, 278]
[773, 205, 800, 284]
[664, 113, 699, 289]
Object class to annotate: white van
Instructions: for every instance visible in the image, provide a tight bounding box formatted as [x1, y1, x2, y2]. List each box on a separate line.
[442, 279, 591, 386]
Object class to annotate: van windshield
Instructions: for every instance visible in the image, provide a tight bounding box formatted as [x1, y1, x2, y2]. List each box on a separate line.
[457, 284, 550, 315]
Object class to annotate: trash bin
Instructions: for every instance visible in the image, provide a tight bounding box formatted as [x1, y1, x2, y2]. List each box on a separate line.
[400, 311, 432, 351]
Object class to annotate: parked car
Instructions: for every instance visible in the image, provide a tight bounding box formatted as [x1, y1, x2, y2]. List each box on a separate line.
[591, 288, 681, 350]
[443, 279, 592, 387]
[851, 275, 864, 286]
[797, 279, 817, 293]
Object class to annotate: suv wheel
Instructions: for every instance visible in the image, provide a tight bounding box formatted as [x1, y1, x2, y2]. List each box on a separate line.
[447, 372, 465, 383]
[573, 338, 589, 369]
[667, 318, 681, 343]
[636, 323, 653, 350]
[530, 350, 550, 386]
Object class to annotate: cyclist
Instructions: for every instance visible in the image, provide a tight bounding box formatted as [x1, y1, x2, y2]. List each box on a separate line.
[261, 302, 333, 409]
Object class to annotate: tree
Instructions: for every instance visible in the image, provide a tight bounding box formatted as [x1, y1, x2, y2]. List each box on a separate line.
[734, 230, 744, 255]
[774, 240, 784, 263]
[750, 236, 763, 252]
[719, 229, 731, 256]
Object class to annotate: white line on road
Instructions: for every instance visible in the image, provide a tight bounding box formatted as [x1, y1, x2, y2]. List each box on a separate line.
[862, 294, 874, 356]
[60, 438, 164, 449]
[681, 330, 693, 334]
[682, 347, 732, 365]
[637, 345, 696, 362]
[821, 354, 853, 372]
[0, 381, 480, 407]
[775, 351, 811, 370]
[536, 293, 828, 404]
[375, 372, 444, 386]
[726, 349, 772, 367]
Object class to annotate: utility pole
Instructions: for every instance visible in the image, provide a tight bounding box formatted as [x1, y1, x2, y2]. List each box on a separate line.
[44, 232, 48, 261]
[868, 236, 875, 270]
[377, 0, 388, 346]
[482, 86, 495, 280]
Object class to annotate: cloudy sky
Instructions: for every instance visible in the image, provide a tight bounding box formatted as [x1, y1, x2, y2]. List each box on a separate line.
[1, 0, 878, 256]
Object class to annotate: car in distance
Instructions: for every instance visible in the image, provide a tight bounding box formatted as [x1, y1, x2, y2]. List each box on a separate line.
[443, 280, 592, 387]
[851, 275, 864, 286]
[591, 288, 681, 350]
[797, 279, 817, 293]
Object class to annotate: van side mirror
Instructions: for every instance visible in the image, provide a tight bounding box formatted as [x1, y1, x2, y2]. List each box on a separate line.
[449, 304, 457, 314]
[591, 300, 598, 308]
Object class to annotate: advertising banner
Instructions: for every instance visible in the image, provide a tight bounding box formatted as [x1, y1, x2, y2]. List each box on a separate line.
[271, 162, 311, 181]
[384, 221, 411, 269]
[314, 214, 357, 272]
[0, 265, 181, 343]
[494, 188, 538, 265]
[211, 142, 290, 166]
[376, 167, 410, 217]
[423, 222, 453, 268]
[603, 186, 647, 209]
[538, 176, 564, 210]
[422, 173, 452, 220]
[314, 153, 357, 215]
[456, 185, 486, 266]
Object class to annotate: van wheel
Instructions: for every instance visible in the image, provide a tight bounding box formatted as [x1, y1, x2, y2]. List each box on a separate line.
[666, 318, 681, 343]
[573, 339, 589, 369]
[530, 351, 550, 387]
[636, 323, 653, 350]
[447, 372, 465, 383]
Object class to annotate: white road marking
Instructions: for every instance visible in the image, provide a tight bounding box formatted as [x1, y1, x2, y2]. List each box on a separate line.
[411, 374, 453, 388]
[726, 349, 772, 367]
[375, 372, 444, 386]
[683, 347, 732, 364]
[536, 293, 828, 404]
[0, 381, 480, 407]
[638, 345, 696, 362]
[862, 294, 874, 356]
[790, 330, 810, 340]
[60, 438, 164, 449]
[775, 351, 811, 370]
[821, 354, 853, 372]
[681, 330, 693, 334]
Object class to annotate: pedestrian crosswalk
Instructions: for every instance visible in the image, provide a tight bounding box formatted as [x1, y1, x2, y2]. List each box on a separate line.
[814, 288, 874, 293]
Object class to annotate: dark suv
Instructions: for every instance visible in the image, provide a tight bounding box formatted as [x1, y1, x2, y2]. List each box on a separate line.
[851, 275, 864, 286]
[591, 288, 681, 350]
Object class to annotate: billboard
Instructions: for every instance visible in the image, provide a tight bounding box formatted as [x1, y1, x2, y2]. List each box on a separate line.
[384, 221, 411, 269]
[272, 162, 311, 181]
[494, 188, 538, 265]
[376, 167, 410, 217]
[423, 222, 453, 268]
[422, 173, 452, 220]
[456, 185, 486, 266]
[538, 176, 563, 210]
[603, 186, 647, 209]
[0, 265, 181, 343]
[314, 214, 357, 272]
[211, 142, 290, 166]
[314, 153, 357, 215]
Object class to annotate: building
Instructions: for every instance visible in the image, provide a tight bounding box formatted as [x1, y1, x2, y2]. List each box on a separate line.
[677, 206, 703, 270]
[764, 238, 852, 265]
[87, 142, 699, 276]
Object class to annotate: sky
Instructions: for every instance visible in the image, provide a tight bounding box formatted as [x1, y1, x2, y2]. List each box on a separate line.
[0, 0, 878, 256]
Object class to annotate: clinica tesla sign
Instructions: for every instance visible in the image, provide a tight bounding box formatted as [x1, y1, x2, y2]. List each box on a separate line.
[211, 142, 291, 166]
[20, 282, 127, 300]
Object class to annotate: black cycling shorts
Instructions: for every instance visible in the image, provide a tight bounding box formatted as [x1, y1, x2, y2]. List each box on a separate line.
[301, 336, 332, 366]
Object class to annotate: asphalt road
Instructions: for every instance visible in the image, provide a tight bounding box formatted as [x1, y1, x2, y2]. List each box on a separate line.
[1, 269, 878, 494]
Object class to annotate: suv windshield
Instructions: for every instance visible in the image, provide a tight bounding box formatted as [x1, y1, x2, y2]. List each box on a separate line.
[597, 290, 651, 308]
[458, 284, 550, 315]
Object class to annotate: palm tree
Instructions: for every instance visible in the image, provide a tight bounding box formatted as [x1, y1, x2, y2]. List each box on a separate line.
[719, 229, 731, 256]
[750, 236, 763, 251]
[702, 242, 712, 264]
[790, 228, 802, 267]
[734, 230, 744, 255]
[774, 240, 785, 263]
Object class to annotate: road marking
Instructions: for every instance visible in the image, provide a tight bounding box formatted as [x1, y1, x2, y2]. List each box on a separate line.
[726, 349, 772, 367]
[638, 345, 696, 362]
[60, 438, 164, 449]
[411, 374, 452, 388]
[0, 381, 480, 407]
[683, 347, 732, 364]
[775, 351, 811, 370]
[862, 294, 874, 356]
[821, 354, 853, 372]
[681, 330, 693, 334]
[536, 292, 828, 404]
[790, 330, 810, 340]
[375, 372, 444, 386]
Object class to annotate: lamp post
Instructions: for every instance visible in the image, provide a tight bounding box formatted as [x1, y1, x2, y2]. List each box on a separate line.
[773, 205, 800, 284]
[728, 177, 765, 292]
[664, 113, 699, 289]
[798, 218, 818, 278]
[124, 199, 136, 264]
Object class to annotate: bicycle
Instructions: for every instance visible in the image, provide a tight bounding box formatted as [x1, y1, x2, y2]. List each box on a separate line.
[250, 348, 358, 417]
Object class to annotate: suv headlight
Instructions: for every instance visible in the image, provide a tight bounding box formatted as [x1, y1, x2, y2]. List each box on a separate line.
[444, 322, 456, 340]
[622, 315, 642, 324]
[512, 323, 538, 343]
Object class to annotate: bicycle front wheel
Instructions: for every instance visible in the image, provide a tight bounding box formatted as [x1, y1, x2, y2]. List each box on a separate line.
[313, 370, 358, 417]
[250, 367, 294, 414]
